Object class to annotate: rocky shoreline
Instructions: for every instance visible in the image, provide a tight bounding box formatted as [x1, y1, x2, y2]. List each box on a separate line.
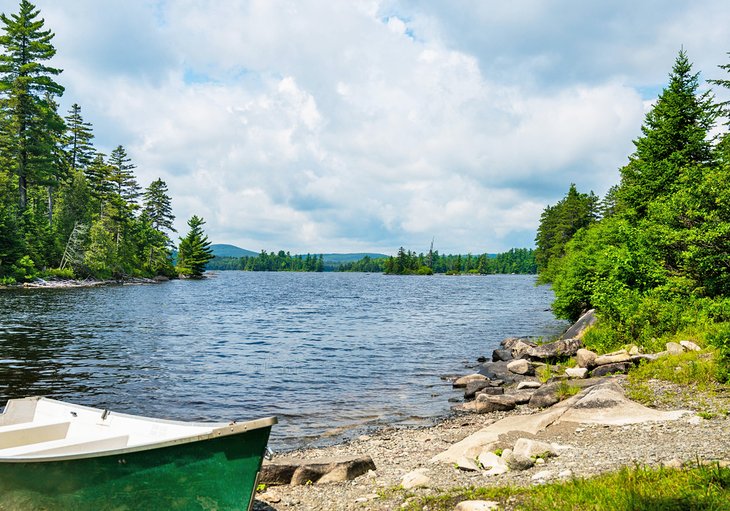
[253, 311, 730, 511]
[0, 276, 169, 290]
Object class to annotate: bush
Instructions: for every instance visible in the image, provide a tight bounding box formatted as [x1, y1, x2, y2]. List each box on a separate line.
[707, 323, 730, 383]
[43, 267, 75, 279]
[12, 255, 38, 282]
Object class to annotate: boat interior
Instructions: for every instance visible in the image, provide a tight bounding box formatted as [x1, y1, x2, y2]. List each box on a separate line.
[0, 397, 225, 459]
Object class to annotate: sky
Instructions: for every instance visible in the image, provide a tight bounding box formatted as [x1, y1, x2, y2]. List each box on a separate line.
[4, 0, 730, 254]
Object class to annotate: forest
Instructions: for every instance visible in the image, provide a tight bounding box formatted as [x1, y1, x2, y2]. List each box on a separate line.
[535, 50, 730, 378]
[0, 1, 211, 283]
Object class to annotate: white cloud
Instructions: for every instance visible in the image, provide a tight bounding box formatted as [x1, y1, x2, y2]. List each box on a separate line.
[13, 0, 730, 253]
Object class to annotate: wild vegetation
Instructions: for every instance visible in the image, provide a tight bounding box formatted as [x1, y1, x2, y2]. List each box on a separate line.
[0, 1, 211, 283]
[535, 50, 730, 380]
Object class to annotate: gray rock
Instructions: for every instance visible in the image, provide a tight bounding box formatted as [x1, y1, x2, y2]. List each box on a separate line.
[517, 381, 542, 390]
[528, 377, 606, 408]
[590, 362, 631, 377]
[478, 361, 527, 385]
[475, 393, 518, 412]
[501, 337, 536, 350]
[526, 338, 583, 360]
[593, 353, 631, 366]
[513, 438, 558, 459]
[680, 340, 701, 352]
[576, 348, 597, 368]
[507, 359, 533, 375]
[401, 469, 431, 489]
[464, 380, 494, 399]
[666, 342, 684, 355]
[508, 391, 534, 405]
[504, 452, 534, 470]
[453, 373, 487, 388]
[492, 348, 513, 362]
[454, 501, 500, 511]
[565, 367, 588, 378]
[631, 353, 662, 365]
[510, 339, 537, 359]
[560, 308, 597, 340]
[474, 387, 505, 397]
[261, 455, 376, 485]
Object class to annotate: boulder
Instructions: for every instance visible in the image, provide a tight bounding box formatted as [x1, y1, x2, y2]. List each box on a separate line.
[576, 348, 597, 368]
[260, 456, 376, 485]
[465, 380, 502, 399]
[590, 362, 631, 377]
[631, 353, 663, 365]
[560, 309, 597, 340]
[510, 339, 537, 359]
[453, 373, 488, 388]
[491, 348, 513, 362]
[528, 378, 606, 409]
[565, 367, 588, 379]
[474, 387, 505, 398]
[475, 394, 518, 412]
[680, 340, 701, 352]
[504, 452, 534, 470]
[508, 391, 534, 405]
[525, 338, 583, 360]
[666, 342, 684, 355]
[513, 438, 558, 459]
[401, 469, 431, 489]
[507, 359, 533, 375]
[628, 345, 640, 355]
[477, 451, 504, 470]
[478, 361, 526, 385]
[593, 353, 631, 366]
[501, 337, 535, 350]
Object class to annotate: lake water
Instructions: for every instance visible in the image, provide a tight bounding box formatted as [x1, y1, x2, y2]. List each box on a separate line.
[0, 272, 567, 450]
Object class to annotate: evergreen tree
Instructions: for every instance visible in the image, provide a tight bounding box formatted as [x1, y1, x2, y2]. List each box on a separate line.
[64, 103, 94, 173]
[176, 215, 213, 277]
[0, 0, 64, 211]
[619, 50, 715, 217]
[142, 178, 175, 234]
[108, 145, 140, 207]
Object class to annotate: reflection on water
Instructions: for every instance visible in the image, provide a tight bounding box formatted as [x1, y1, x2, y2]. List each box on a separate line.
[0, 273, 567, 449]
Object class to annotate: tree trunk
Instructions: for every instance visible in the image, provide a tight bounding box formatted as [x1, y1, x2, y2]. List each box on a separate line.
[19, 175, 27, 210]
[47, 185, 54, 224]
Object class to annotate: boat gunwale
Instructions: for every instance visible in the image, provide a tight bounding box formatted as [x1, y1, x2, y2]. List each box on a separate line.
[0, 397, 277, 463]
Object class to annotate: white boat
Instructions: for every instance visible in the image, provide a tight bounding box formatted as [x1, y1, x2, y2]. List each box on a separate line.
[0, 396, 276, 510]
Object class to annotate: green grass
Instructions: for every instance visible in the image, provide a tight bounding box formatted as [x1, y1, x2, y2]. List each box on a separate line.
[398, 464, 730, 511]
[628, 350, 719, 390]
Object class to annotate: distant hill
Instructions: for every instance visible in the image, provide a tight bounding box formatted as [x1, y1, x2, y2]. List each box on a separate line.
[210, 245, 387, 262]
[210, 244, 258, 258]
[322, 253, 388, 263]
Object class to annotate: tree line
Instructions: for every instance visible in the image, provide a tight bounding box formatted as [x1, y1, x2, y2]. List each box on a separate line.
[535, 50, 730, 379]
[0, 1, 212, 283]
[207, 247, 537, 274]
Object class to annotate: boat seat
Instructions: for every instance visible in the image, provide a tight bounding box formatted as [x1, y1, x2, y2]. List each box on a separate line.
[0, 433, 130, 458]
[0, 421, 70, 449]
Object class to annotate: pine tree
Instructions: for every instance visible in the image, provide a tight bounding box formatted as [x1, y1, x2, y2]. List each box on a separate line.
[619, 50, 715, 216]
[0, 0, 64, 211]
[108, 145, 140, 207]
[142, 178, 175, 234]
[64, 103, 94, 173]
[176, 215, 213, 277]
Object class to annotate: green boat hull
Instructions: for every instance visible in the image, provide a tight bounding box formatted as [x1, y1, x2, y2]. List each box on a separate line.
[0, 424, 272, 511]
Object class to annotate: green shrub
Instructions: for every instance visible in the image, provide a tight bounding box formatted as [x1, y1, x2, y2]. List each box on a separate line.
[43, 267, 75, 279]
[706, 323, 730, 383]
[12, 255, 38, 282]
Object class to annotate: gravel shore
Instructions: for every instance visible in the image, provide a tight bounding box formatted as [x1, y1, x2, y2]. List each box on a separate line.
[254, 376, 730, 511]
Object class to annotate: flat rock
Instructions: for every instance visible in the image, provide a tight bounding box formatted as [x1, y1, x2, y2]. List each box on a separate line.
[680, 340, 701, 352]
[507, 359, 533, 375]
[504, 452, 534, 470]
[453, 373, 488, 388]
[474, 387, 505, 397]
[593, 353, 631, 366]
[454, 501, 500, 511]
[508, 391, 533, 405]
[590, 362, 630, 377]
[260, 456, 376, 485]
[478, 361, 527, 385]
[565, 367, 588, 379]
[576, 348, 597, 368]
[526, 338, 583, 360]
[517, 381, 542, 390]
[560, 309, 597, 340]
